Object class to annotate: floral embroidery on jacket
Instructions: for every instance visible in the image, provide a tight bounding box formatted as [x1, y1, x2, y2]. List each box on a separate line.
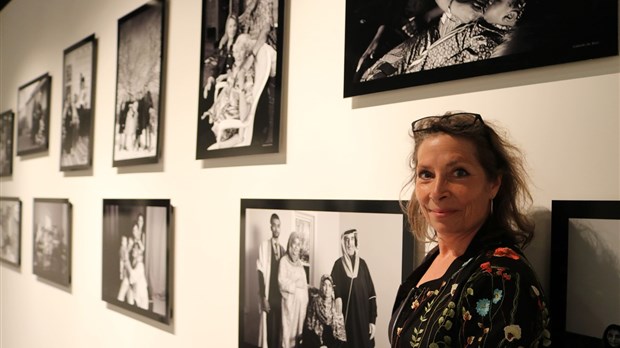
[390, 241, 551, 348]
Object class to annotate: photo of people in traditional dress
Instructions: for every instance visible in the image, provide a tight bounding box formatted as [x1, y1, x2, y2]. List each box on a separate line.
[241, 204, 406, 348]
[113, 2, 162, 165]
[0, 110, 15, 176]
[32, 199, 71, 286]
[61, 36, 95, 170]
[0, 198, 21, 266]
[196, 0, 282, 157]
[343, 0, 618, 96]
[16, 74, 51, 155]
[102, 200, 171, 323]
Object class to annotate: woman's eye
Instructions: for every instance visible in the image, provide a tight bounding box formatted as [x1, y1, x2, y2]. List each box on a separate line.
[418, 170, 433, 179]
[454, 168, 469, 177]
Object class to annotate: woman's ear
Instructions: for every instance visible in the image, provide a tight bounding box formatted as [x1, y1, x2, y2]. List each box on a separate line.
[490, 174, 502, 198]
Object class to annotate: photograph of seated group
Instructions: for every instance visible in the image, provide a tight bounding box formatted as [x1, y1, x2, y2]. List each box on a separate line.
[239, 199, 416, 348]
[101, 199, 173, 324]
[196, 0, 284, 158]
[343, 0, 619, 97]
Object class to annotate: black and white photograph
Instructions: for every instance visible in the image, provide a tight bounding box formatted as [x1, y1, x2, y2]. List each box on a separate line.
[196, 0, 284, 159]
[60, 34, 97, 171]
[550, 200, 620, 347]
[0, 197, 21, 266]
[343, 0, 619, 97]
[33, 198, 72, 286]
[113, 1, 165, 166]
[16, 73, 51, 155]
[239, 199, 416, 348]
[102, 199, 173, 324]
[0, 110, 15, 176]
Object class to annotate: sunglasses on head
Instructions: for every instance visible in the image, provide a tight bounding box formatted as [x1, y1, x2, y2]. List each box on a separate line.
[411, 113, 484, 134]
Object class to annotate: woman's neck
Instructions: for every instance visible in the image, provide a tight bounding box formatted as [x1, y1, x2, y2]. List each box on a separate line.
[436, 227, 479, 258]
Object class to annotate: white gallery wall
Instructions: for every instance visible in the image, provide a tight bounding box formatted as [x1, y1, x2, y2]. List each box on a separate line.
[0, 0, 618, 347]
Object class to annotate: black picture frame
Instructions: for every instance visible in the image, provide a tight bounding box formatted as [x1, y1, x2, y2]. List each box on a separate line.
[102, 199, 173, 324]
[113, 1, 165, 167]
[0, 110, 15, 176]
[0, 197, 21, 266]
[33, 198, 72, 286]
[16, 73, 51, 155]
[343, 0, 619, 97]
[550, 200, 620, 347]
[60, 34, 98, 171]
[196, 0, 284, 159]
[239, 199, 415, 347]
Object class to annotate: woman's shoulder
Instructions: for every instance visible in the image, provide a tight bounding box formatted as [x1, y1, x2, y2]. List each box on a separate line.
[463, 245, 538, 279]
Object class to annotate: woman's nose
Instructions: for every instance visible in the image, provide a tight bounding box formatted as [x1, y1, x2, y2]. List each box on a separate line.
[429, 176, 448, 200]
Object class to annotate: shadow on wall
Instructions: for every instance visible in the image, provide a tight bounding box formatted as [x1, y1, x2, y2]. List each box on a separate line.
[527, 206, 552, 295]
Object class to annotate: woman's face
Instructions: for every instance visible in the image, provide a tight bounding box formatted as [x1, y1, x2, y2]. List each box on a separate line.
[414, 134, 500, 238]
[232, 41, 245, 63]
[321, 279, 333, 298]
[132, 224, 140, 240]
[225, 18, 238, 38]
[608, 329, 620, 347]
[288, 237, 301, 260]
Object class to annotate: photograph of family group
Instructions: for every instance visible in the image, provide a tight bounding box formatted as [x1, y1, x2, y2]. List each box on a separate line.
[239, 199, 414, 348]
[32, 198, 72, 286]
[16, 74, 51, 155]
[113, 1, 164, 166]
[196, 0, 283, 158]
[344, 0, 618, 96]
[0, 197, 21, 266]
[60, 35, 96, 171]
[0, 110, 14, 176]
[101, 199, 172, 324]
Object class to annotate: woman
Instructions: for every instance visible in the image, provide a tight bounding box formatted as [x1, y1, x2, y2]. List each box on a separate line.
[279, 232, 309, 348]
[303, 274, 347, 348]
[604, 324, 620, 348]
[389, 112, 551, 347]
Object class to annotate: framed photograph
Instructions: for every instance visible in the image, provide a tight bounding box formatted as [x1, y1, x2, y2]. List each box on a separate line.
[16, 73, 51, 155]
[239, 199, 417, 348]
[0, 197, 21, 266]
[60, 34, 97, 171]
[343, 0, 619, 97]
[550, 200, 620, 347]
[113, 1, 165, 166]
[196, 0, 284, 159]
[102, 199, 173, 324]
[0, 110, 15, 176]
[33, 198, 72, 286]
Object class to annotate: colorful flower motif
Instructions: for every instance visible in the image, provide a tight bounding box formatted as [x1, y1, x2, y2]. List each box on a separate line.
[476, 298, 491, 316]
[495, 267, 505, 276]
[493, 247, 520, 260]
[480, 261, 492, 273]
[502, 273, 511, 280]
[492, 289, 503, 304]
[504, 324, 522, 341]
[467, 336, 475, 344]
[451, 283, 459, 296]
[412, 299, 420, 309]
[463, 310, 472, 321]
